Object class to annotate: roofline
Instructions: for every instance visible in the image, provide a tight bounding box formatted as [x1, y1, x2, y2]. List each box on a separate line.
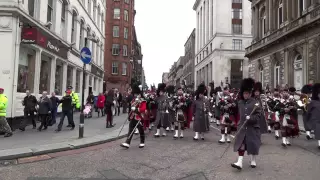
[184, 28, 196, 46]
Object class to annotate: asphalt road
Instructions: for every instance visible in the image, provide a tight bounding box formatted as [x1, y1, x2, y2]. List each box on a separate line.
[0, 123, 319, 180]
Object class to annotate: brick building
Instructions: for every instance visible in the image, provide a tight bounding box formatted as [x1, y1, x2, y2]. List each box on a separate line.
[246, 0, 320, 90]
[104, 0, 136, 92]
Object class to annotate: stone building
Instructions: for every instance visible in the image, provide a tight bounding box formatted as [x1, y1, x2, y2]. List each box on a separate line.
[246, 0, 320, 90]
[193, 0, 252, 89]
[182, 29, 196, 87]
[0, 0, 105, 117]
[162, 72, 169, 84]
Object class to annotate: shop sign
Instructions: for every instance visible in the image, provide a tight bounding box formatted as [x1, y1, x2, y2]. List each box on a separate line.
[91, 65, 104, 78]
[21, 27, 68, 59]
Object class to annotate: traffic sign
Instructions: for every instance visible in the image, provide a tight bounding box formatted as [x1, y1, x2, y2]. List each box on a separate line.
[80, 47, 92, 64]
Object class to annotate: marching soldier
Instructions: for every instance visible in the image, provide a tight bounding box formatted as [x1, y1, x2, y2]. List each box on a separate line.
[193, 84, 209, 140]
[120, 84, 147, 149]
[300, 84, 313, 139]
[0, 88, 12, 137]
[232, 78, 262, 170]
[165, 85, 175, 132]
[307, 83, 320, 149]
[252, 82, 268, 134]
[154, 83, 170, 137]
[172, 87, 188, 139]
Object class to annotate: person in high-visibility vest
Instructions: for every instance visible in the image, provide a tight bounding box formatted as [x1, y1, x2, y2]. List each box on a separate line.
[65, 86, 80, 127]
[0, 88, 13, 137]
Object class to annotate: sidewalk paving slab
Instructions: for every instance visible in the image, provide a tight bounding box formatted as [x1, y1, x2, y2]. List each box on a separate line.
[31, 142, 73, 156]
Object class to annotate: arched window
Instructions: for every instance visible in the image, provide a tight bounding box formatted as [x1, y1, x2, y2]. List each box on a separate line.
[278, 0, 283, 27]
[101, 12, 104, 32]
[92, 33, 96, 62]
[274, 61, 280, 88]
[88, 0, 92, 16]
[93, 0, 97, 22]
[260, 7, 266, 37]
[79, 20, 85, 49]
[86, 27, 91, 48]
[96, 39, 100, 65]
[60, 0, 68, 38]
[71, 10, 78, 46]
[97, 5, 101, 28]
[47, 0, 54, 29]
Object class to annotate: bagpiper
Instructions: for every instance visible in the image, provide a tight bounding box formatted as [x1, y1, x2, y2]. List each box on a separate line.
[193, 84, 209, 140]
[154, 83, 170, 137]
[252, 82, 268, 134]
[166, 85, 176, 132]
[307, 83, 320, 149]
[120, 84, 147, 149]
[231, 78, 261, 170]
[172, 87, 188, 139]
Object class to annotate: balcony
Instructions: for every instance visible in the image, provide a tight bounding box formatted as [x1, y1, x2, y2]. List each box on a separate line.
[245, 5, 320, 57]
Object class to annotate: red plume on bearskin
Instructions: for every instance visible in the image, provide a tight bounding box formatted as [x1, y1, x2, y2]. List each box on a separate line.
[311, 83, 320, 100]
[301, 84, 312, 94]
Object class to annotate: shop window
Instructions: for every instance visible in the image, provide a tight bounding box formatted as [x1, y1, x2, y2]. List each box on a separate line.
[55, 61, 63, 95]
[93, 77, 97, 91]
[39, 55, 52, 93]
[76, 70, 80, 92]
[17, 48, 36, 93]
[66, 66, 73, 89]
[89, 76, 93, 86]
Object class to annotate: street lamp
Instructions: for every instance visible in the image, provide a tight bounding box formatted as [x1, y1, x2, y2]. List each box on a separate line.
[79, 36, 98, 139]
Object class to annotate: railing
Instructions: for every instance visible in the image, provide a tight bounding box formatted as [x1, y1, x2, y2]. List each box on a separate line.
[246, 5, 320, 54]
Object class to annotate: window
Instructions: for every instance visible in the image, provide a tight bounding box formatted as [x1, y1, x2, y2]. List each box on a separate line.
[123, 45, 128, 56]
[47, 0, 53, 26]
[93, 0, 97, 22]
[232, 9, 242, 19]
[124, 27, 128, 39]
[278, 0, 283, 27]
[97, 6, 101, 28]
[299, 0, 306, 16]
[112, 62, 119, 74]
[124, 10, 129, 21]
[274, 62, 280, 88]
[113, 26, 119, 37]
[55, 61, 63, 95]
[28, 0, 35, 17]
[39, 55, 52, 93]
[93, 77, 97, 90]
[101, 12, 104, 31]
[125, 0, 129, 4]
[232, 39, 242, 50]
[96, 42, 100, 65]
[71, 11, 77, 45]
[61, 1, 67, 38]
[88, 0, 92, 16]
[92, 34, 96, 60]
[259, 66, 264, 86]
[66, 66, 73, 91]
[79, 20, 85, 49]
[76, 70, 80, 92]
[232, 0, 242, 3]
[112, 44, 120, 55]
[17, 47, 36, 93]
[232, 24, 242, 34]
[122, 63, 127, 75]
[262, 14, 266, 37]
[114, 8, 120, 19]
[210, 43, 212, 52]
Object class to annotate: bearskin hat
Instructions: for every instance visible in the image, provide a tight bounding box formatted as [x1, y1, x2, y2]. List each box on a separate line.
[131, 84, 141, 95]
[240, 78, 255, 99]
[196, 84, 206, 95]
[311, 83, 320, 100]
[166, 85, 175, 95]
[157, 83, 166, 92]
[301, 84, 312, 94]
[289, 87, 296, 93]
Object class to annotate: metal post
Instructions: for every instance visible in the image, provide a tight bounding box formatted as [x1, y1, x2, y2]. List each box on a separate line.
[79, 38, 88, 138]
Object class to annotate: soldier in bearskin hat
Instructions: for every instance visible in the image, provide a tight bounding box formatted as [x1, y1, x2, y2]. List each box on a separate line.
[252, 82, 268, 134]
[120, 84, 147, 149]
[300, 84, 313, 139]
[154, 83, 170, 137]
[307, 83, 320, 149]
[193, 84, 209, 140]
[165, 85, 176, 132]
[231, 78, 262, 170]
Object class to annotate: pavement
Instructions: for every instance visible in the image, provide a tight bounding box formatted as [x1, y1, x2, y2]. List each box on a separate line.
[0, 121, 319, 180]
[0, 112, 130, 160]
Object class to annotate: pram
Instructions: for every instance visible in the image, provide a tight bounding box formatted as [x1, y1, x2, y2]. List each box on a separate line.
[84, 103, 93, 118]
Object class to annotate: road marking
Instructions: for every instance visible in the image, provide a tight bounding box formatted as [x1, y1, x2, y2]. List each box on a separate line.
[210, 125, 235, 138]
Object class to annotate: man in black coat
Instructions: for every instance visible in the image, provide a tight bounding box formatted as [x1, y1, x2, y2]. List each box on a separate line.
[55, 90, 75, 131]
[114, 89, 122, 116]
[20, 90, 38, 131]
[49, 92, 60, 126]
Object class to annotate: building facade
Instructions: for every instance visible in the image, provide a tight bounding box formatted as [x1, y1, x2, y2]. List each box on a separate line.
[182, 29, 196, 87]
[104, 0, 136, 92]
[246, 0, 320, 90]
[131, 26, 143, 87]
[0, 0, 105, 118]
[162, 72, 169, 84]
[193, 0, 252, 89]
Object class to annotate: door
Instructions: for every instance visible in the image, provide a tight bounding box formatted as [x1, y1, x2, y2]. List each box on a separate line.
[230, 59, 243, 88]
[294, 70, 302, 91]
[89, 86, 92, 95]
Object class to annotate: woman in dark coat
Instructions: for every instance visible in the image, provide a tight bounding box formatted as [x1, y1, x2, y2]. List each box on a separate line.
[105, 90, 115, 128]
[307, 83, 320, 149]
[192, 84, 209, 140]
[231, 78, 262, 170]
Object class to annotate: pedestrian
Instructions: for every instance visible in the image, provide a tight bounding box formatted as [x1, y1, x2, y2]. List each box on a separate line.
[105, 90, 115, 128]
[86, 92, 95, 118]
[37, 91, 52, 131]
[231, 78, 262, 170]
[114, 89, 122, 116]
[65, 86, 80, 127]
[55, 90, 75, 132]
[49, 92, 60, 126]
[20, 90, 38, 131]
[0, 88, 13, 137]
[120, 84, 147, 149]
[97, 92, 105, 117]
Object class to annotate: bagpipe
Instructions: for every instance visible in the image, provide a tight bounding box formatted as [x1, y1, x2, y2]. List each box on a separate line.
[279, 98, 297, 127]
[218, 95, 236, 125]
[128, 97, 146, 120]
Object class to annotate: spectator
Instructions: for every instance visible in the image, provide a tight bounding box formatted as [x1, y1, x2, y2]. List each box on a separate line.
[37, 91, 52, 131]
[97, 92, 105, 117]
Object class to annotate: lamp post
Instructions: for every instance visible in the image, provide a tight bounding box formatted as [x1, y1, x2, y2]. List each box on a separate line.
[79, 36, 98, 139]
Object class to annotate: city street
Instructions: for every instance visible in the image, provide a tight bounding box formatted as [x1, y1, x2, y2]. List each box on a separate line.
[0, 122, 319, 180]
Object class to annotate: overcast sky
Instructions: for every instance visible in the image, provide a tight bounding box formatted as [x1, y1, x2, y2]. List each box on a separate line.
[135, 0, 196, 86]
